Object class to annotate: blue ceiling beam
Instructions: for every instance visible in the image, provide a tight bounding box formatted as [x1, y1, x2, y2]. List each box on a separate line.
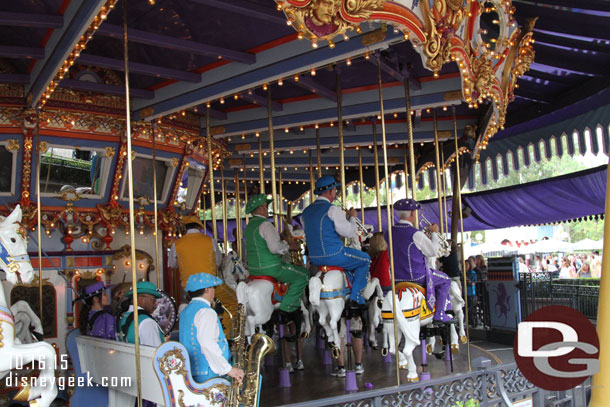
[26, 0, 109, 107]
[375, 53, 422, 91]
[59, 79, 154, 99]
[216, 89, 461, 137]
[0, 45, 44, 60]
[188, 0, 287, 26]
[0, 11, 64, 29]
[239, 92, 283, 112]
[96, 23, 255, 65]
[0, 73, 30, 84]
[293, 76, 337, 101]
[77, 54, 201, 83]
[220, 170, 311, 182]
[224, 153, 405, 169]
[133, 28, 402, 120]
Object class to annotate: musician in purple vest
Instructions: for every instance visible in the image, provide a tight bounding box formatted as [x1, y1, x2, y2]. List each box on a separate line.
[302, 176, 370, 310]
[390, 198, 452, 323]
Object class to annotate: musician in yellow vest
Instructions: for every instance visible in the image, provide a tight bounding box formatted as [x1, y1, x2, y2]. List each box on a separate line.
[168, 214, 237, 333]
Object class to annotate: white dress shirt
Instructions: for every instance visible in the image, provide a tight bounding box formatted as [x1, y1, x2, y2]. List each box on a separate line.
[398, 219, 441, 268]
[316, 197, 358, 239]
[253, 214, 289, 255]
[168, 229, 223, 269]
[192, 298, 232, 376]
[125, 305, 163, 348]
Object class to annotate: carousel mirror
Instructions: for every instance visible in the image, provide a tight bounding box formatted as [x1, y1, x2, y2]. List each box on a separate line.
[176, 159, 206, 209]
[120, 154, 174, 203]
[479, 2, 501, 52]
[0, 142, 16, 196]
[40, 145, 111, 198]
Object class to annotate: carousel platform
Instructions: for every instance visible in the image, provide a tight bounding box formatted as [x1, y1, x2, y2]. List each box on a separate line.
[259, 331, 516, 407]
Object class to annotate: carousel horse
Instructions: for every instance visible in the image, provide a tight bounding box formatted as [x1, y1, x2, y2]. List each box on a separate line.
[427, 280, 467, 353]
[380, 281, 458, 382]
[308, 270, 382, 357]
[0, 205, 58, 406]
[221, 250, 249, 292]
[236, 278, 311, 339]
[11, 300, 44, 344]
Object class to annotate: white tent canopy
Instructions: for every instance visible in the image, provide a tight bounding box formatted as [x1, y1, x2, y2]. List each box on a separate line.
[572, 238, 604, 251]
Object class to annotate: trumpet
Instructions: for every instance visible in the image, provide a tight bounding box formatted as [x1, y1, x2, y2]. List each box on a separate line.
[419, 214, 451, 257]
[335, 200, 372, 239]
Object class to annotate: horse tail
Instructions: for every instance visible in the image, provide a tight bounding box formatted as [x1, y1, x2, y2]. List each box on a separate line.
[236, 281, 249, 306]
[309, 276, 322, 306]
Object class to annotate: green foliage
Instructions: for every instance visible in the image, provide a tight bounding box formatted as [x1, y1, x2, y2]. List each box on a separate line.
[451, 399, 480, 407]
[568, 218, 604, 242]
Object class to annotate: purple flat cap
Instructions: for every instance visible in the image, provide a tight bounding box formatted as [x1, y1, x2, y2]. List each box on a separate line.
[394, 198, 421, 211]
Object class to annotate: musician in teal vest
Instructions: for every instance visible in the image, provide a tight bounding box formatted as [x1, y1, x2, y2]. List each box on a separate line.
[179, 273, 245, 384]
[244, 194, 309, 324]
[302, 176, 371, 309]
[119, 281, 164, 346]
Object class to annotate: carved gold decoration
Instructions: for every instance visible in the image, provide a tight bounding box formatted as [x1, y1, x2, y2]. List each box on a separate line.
[158, 347, 189, 377]
[282, 0, 385, 45]
[170, 158, 179, 168]
[105, 147, 115, 157]
[57, 189, 83, 202]
[6, 139, 19, 152]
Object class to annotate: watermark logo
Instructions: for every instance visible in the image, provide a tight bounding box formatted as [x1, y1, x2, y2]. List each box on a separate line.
[514, 305, 599, 391]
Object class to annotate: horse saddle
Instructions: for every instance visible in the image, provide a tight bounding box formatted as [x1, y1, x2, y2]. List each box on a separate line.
[382, 281, 434, 320]
[317, 265, 345, 273]
[249, 275, 289, 305]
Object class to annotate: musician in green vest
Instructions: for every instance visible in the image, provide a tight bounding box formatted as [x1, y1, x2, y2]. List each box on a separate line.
[119, 281, 164, 346]
[244, 194, 309, 326]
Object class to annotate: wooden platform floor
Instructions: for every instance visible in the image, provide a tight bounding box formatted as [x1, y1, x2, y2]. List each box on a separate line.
[259, 331, 515, 407]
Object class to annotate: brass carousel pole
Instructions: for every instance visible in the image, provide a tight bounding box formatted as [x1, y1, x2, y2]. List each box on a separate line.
[258, 137, 265, 195]
[404, 79, 418, 226]
[202, 190, 206, 232]
[337, 74, 346, 205]
[309, 150, 315, 201]
[358, 148, 365, 223]
[404, 146, 410, 199]
[453, 106, 471, 371]
[441, 145, 449, 239]
[267, 91, 278, 229]
[433, 110, 444, 236]
[221, 169, 228, 254]
[151, 123, 160, 288]
[377, 59, 401, 386]
[315, 128, 322, 178]
[122, 3, 143, 404]
[278, 169, 283, 233]
[234, 170, 242, 258]
[35, 109, 43, 327]
[372, 120, 382, 231]
[206, 109, 218, 247]
[243, 158, 249, 223]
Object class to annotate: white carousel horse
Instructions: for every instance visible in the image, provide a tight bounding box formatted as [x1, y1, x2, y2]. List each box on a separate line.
[221, 250, 249, 291]
[11, 300, 44, 344]
[308, 270, 382, 357]
[0, 205, 58, 406]
[380, 282, 458, 382]
[236, 278, 311, 339]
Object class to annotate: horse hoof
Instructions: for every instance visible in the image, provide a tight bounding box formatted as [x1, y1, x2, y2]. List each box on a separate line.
[460, 335, 467, 344]
[407, 377, 419, 383]
[371, 344, 378, 350]
[381, 348, 388, 357]
[14, 383, 31, 401]
[426, 344, 432, 354]
[331, 346, 341, 360]
[399, 364, 408, 370]
[29, 401, 40, 407]
[300, 332, 309, 340]
[451, 344, 459, 354]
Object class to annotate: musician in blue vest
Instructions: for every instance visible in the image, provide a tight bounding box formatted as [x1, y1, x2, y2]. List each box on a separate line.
[179, 273, 245, 384]
[390, 198, 452, 323]
[302, 176, 371, 310]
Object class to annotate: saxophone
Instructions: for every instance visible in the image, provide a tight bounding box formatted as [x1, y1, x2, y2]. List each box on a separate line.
[227, 305, 276, 407]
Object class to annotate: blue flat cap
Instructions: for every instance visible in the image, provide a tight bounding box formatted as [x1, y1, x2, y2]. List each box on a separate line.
[394, 198, 421, 211]
[314, 175, 340, 195]
[185, 272, 224, 292]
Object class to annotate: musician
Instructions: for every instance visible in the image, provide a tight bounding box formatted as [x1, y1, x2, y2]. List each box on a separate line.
[390, 198, 452, 323]
[301, 176, 370, 310]
[168, 214, 222, 287]
[75, 281, 115, 340]
[244, 194, 309, 324]
[119, 281, 164, 346]
[179, 273, 245, 384]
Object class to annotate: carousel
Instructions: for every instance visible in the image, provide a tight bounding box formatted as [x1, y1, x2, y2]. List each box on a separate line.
[0, 0, 608, 406]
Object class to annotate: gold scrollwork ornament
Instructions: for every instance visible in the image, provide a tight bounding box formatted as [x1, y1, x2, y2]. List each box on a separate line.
[6, 139, 19, 152]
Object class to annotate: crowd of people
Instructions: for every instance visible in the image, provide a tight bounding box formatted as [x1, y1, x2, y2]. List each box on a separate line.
[518, 252, 602, 278]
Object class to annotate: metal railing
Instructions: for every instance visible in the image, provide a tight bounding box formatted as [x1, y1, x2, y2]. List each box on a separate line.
[279, 363, 591, 407]
[519, 272, 599, 321]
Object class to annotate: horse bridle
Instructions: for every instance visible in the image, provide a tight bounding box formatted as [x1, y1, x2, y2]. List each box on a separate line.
[0, 230, 30, 284]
